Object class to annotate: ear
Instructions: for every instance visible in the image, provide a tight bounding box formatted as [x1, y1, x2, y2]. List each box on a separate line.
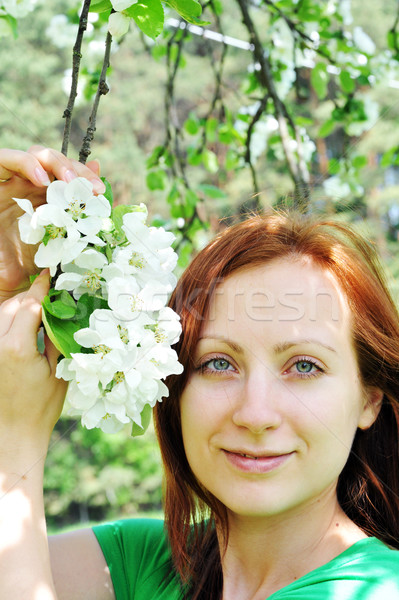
[358, 386, 384, 430]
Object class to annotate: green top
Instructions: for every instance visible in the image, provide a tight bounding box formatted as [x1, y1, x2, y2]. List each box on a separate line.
[92, 519, 399, 600]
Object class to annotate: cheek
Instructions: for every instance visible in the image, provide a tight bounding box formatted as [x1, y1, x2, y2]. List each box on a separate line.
[180, 380, 231, 450]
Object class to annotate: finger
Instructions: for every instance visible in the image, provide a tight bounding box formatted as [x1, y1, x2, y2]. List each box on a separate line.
[86, 159, 101, 177]
[0, 292, 27, 337]
[9, 269, 50, 348]
[28, 146, 105, 194]
[43, 333, 64, 376]
[0, 148, 52, 186]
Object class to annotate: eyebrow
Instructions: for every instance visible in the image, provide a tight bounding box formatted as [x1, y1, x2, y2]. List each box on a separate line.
[198, 336, 337, 355]
[272, 340, 337, 355]
[197, 336, 244, 354]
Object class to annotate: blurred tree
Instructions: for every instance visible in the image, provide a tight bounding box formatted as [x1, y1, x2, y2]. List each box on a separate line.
[1, 0, 399, 526]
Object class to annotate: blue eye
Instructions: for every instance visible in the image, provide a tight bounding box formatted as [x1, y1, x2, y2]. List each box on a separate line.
[288, 358, 324, 379]
[296, 360, 314, 373]
[211, 358, 230, 371]
[197, 356, 234, 374]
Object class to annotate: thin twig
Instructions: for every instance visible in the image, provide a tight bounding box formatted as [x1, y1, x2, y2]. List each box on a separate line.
[79, 31, 113, 164]
[245, 93, 269, 198]
[235, 0, 310, 208]
[61, 0, 92, 156]
[165, 24, 189, 183]
[262, 0, 335, 64]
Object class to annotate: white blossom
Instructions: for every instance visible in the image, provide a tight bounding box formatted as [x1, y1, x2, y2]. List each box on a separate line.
[15, 176, 183, 435]
[111, 0, 135, 10]
[2, 0, 36, 19]
[108, 11, 130, 38]
[353, 26, 376, 56]
[55, 248, 108, 299]
[46, 14, 78, 49]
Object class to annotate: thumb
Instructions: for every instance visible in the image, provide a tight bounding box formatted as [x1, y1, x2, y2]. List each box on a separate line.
[10, 269, 50, 346]
[86, 159, 101, 177]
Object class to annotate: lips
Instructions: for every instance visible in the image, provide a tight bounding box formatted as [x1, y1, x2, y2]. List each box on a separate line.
[222, 449, 294, 473]
[226, 449, 291, 459]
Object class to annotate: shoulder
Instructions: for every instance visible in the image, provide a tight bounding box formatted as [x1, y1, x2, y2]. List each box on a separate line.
[92, 519, 183, 600]
[92, 518, 171, 571]
[273, 538, 399, 599]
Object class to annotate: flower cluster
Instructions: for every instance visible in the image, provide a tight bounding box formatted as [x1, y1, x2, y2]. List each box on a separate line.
[14, 177, 183, 434]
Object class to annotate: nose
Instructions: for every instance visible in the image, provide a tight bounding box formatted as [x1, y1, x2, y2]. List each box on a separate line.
[232, 369, 283, 434]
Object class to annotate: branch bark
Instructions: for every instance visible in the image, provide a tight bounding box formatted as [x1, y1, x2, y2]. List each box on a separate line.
[79, 31, 113, 164]
[61, 0, 92, 157]
[235, 0, 310, 209]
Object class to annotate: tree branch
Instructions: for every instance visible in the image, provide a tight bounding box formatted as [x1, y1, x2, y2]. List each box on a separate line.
[61, 0, 92, 157]
[79, 30, 113, 164]
[245, 93, 269, 200]
[235, 0, 310, 208]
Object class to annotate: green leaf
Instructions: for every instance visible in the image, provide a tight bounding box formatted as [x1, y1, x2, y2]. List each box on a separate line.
[197, 184, 226, 199]
[111, 204, 139, 241]
[167, 182, 180, 205]
[146, 169, 167, 190]
[328, 158, 340, 175]
[339, 70, 355, 94]
[43, 291, 77, 320]
[163, 0, 209, 25]
[76, 294, 109, 328]
[177, 240, 193, 268]
[131, 403, 152, 436]
[352, 155, 367, 169]
[151, 44, 167, 60]
[125, 0, 164, 39]
[381, 147, 399, 168]
[187, 146, 203, 166]
[42, 308, 82, 358]
[101, 177, 113, 207]
[185, 116, 200, 135]
[0, 15, 18, 38]
[225, 149, 240, 170]
[202, 149, 219, 173]
[318, 119, 335, 138]
[205, 118, 218, 142]
[89, 0, 113, 13]
[387, 30, 398, 51]
[310, 63, 328, 100]
[30, 273, 40, 284]
[146, 145, 165, 168]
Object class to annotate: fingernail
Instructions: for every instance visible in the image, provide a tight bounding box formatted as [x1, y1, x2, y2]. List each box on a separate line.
[93, 179, 106, 194]
[39, 268, 50, 280]
[64, 169, 78, 183]
[34, 167, 51, 186]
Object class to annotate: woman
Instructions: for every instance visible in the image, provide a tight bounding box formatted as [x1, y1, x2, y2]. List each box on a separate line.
[0, 146, 398, 600]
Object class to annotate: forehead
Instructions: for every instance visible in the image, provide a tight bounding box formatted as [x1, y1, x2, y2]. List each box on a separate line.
[203, 258, 352, 341]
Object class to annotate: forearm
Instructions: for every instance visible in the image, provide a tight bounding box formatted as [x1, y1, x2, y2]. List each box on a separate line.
[0, 451, 58, 600]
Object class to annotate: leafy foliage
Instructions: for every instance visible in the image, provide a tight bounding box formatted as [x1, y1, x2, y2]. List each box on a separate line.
[2, 0, 399, 524]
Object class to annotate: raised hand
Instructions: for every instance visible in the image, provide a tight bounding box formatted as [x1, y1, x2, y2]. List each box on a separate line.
[0, 146, 105, 303]
[0, 270, 67, 450]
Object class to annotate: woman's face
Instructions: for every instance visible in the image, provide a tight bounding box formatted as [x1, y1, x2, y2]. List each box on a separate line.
[180, 258, 380, 521]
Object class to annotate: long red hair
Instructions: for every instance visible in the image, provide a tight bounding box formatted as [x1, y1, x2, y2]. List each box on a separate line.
[154, 212, 399, 595]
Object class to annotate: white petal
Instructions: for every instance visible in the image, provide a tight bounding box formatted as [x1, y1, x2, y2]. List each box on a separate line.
[85, 195, 111, 218]
[73, 328, 102, 348]
[55, 272, 83, 291]
[64, 177, 94, 205]
[74, 248, 107, 270]
[76, 215, 102, 235]
[46, 180, 68, 208]
[18, 214, 44, 244]
[111, 0, 135, 11]
[108, 12, 130, 38]
[13, 196, 34, 215]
